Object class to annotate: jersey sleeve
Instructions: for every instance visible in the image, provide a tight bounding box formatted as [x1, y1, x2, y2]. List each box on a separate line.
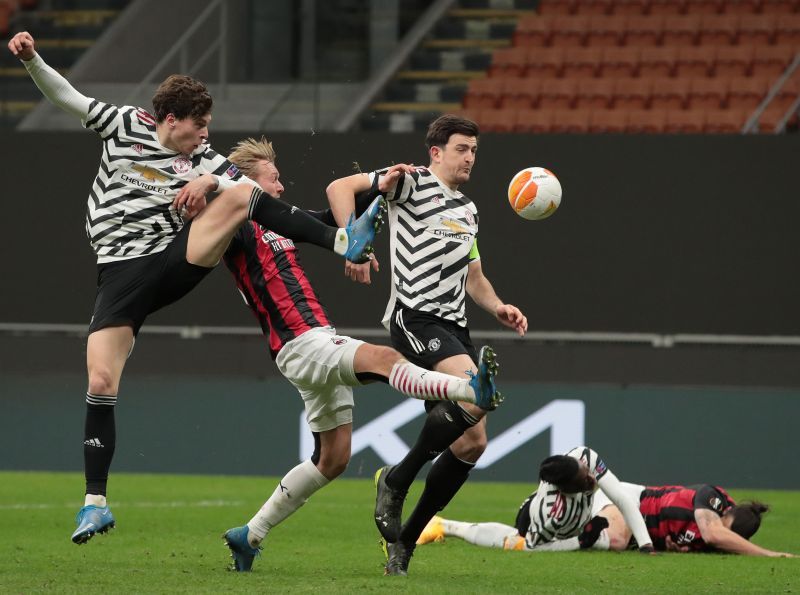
[567, 446, 609, 481]
[197, 147, 252, 190]
[83, 99, 130, 139]
[22, 53, 92, 121]
[372, 167, 416, 205]
[693, 485, 732, 514]
[597, 469, 653, 548]
[468, 238, 481, 262]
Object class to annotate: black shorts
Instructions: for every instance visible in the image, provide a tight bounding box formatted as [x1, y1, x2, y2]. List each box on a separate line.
[514, 493, 535, 537]
[389, 307, 478, 369]
[89, 221, 213, 335]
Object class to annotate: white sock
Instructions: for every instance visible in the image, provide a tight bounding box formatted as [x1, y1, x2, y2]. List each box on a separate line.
[389, 361, 476, 404]
[442, 519, 513, 549]
[333, 229, 348, 255]
[246, 460, 330, 546]
[84, 494, 107, 507]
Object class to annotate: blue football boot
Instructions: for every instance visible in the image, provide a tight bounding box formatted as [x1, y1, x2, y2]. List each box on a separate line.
[223, 525, 262, 572]
[71, 505, 115, 544]
[344, 196, 386, 263]
[468, 345, 502, 411]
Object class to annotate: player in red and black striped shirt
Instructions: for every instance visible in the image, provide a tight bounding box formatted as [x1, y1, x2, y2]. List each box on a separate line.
[220, 137, 504, 572]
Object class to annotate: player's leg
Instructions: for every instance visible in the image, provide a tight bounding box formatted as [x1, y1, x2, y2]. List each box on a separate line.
[185, 184, 383, 267]
[72, 325, 132, 544]
[417, 516, 518, 549]
[352, 343, 500, 408]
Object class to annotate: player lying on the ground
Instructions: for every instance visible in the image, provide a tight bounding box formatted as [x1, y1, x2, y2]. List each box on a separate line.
[7, 30, 385, 547]
[417, 450, 795, 557]
[215, 137, 502, 572]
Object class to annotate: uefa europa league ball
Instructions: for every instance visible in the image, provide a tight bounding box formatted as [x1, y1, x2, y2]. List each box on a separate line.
[507, 167, 562, 221]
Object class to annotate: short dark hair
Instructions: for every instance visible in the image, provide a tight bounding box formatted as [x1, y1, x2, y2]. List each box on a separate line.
[151, 75, 212, 123]
[727, 501, 769, 540]
[425, 114, 479, 151]
[539, 455, 579, 487]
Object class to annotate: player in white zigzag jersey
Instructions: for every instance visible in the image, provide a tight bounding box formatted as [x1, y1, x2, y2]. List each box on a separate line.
[8, 31, 385, 547]
[327, 114, 528, 576]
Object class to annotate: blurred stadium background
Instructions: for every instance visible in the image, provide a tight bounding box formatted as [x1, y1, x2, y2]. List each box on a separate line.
[1, 0, 798, 489]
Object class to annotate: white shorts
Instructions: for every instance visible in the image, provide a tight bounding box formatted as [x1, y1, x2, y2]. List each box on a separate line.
[275, 327, 365, 433]
[591, 481, 645, 516]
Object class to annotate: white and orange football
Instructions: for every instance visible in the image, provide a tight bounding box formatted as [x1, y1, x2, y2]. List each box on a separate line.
[507, 167, 562, 221]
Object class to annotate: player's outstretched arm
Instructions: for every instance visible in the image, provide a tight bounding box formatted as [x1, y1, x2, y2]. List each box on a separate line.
[597, 471, 654, 552]
[466, 260, 527, 336]
[695, 509, 795, 557]
[8, 31, 92, 120]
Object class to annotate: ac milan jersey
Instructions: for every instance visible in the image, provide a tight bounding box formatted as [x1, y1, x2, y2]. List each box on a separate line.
[223, 222, 333, 358]
[639, 484, 735, 551]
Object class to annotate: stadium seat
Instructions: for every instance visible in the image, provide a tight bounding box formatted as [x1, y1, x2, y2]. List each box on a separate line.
[662, 15, 702, 45]
[562, 47, 603, 78]
[713, 44, 755, 76]
[726, 75, 770, 109]
[639, 46, 678, 77]
[501, 78, 541, 109]
[686, 0, 725, 14]
[650, 0, 689, 15]
[515, 108, 554, 133]
[601, 46, 641, 77]
[665, 108, 707, 132]
[611, 0, 650, 16]
[527, 47, 566, 78]
[650, 77, 691, 109]
[761, 0, 800, 14]
[751, 45, 797, 78]
[627, 109, 668, 132]
[490, 48, 528, 77]
[625, 15, 664, 46]
[550, 109, 591, 132]
[688, 76, 731, 108]
[676, 46, 715, 77]
[766, 68, 800, 111]
[586, 15, 629, 47]
[538, 0, 578, 16]
[576, 78, 616, 108]
[737, 14, 777, 46]
[756, 103, 793, 132]
[550, 15, 591, 46]
[478, 109, 516, 132]
[576, 0, 615, 15]
[773, 15, 800, 46]
[514, 15, 552, 48]
[614, 77, 653, 109]
[538, 78, 579, 109]
[464, 78, 503, 109]
[703, 108, 749, 131]
[698, 14, 740, 45]
[721, 0, 761, 15]
[588, 108, 629, 132]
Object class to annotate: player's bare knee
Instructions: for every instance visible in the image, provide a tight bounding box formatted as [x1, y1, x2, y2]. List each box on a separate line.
[317, 453, 350, 480]
[87, 368, 118, 396]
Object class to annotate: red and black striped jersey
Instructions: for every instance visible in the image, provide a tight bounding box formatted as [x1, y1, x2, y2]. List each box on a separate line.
[639, 484, 735, 551]
[223, 222, 333, 358]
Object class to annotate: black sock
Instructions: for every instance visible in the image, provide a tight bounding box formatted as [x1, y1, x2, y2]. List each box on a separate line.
[84, 393, 117, 497]
[398, 448, 474, 544]
[386, 401, 476, 491]
[247, 187, 338, 250]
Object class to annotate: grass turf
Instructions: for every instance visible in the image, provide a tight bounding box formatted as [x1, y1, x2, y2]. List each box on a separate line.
[0, 472, 797, 593]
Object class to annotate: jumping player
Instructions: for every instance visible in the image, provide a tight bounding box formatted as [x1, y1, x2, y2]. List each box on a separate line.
[7, 31, 384, 545]
[327, 114, 527, 575]
[216, 137, 501, 572]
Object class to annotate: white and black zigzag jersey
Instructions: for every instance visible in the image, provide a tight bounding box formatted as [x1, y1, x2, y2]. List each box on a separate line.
[371, 167, 479, 328]
[82, 100, 244, 263]
[524, 446, 609, 548]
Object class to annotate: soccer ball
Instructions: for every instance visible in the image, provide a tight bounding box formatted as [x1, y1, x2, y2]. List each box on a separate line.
[507, 167, 562, 221]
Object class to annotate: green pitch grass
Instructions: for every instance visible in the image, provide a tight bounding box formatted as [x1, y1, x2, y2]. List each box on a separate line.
[0, 472, 797, 593]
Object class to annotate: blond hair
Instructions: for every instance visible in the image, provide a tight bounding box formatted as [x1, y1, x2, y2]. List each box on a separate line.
[227, 136, 276, 178]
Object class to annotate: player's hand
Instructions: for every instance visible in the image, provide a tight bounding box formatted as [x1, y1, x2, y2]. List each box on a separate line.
[173, 174, 216, 217]
[664, 536, 690, 553]
[495, 304, 527, 336]
[345, 257, 379, 285]
[578, 516, 609, 549]
[8, 31, 36, 61]
[378, 163, 414, 194]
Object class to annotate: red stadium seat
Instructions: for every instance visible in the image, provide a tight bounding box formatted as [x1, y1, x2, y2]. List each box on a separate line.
[665, 108, 707, 132]
[550, 109, 591, 132]
[639, 46, 678, 77]
[726, 76, 771, 109]
[650, 0, 689, 15]
[576, 0, 615, 15]
[611, 0, 649, 16]
[538, 0, 578, 15]
[737, 14, 777, 46]
[625, 15, 664, 46]
[688, 76, 731, 109]
[698, 14, 740, 45]
[514, 15, 553, 48]
[703, 108, 749, 131]
[588, 109, 629, 132]
[515, 108, 554, 133]
[538, 78, 579, 109]
[713, 44, 755, 77]
[686, 0, 725, 13]
[550, 15, 591, 46]
[478, 109, 516, 132]
[501, 79, 542, 109]
[650, 77, 691, 109]
[676, 46, 715, 76]
[490, 48, 529, 78]
[662, 15, 702, 45]
[464, 78, 503, 109]
[576, 78, 616, 108]
[626, 109, 668, 132]
[614, 77, 654, 109]
[721, 0, 761, 14]
[452, 108, 483, 124]
[601, 46, 641, 77]
[760, 0, 800, 14]
[562, 47, 604, 77]
[774, 15, 800, 46]
[586, 15, 629, 46]
[527, 47, 566, 78]
[751, 45, 797, 78]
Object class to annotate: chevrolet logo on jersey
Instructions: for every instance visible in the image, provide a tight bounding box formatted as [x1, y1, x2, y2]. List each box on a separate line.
[434, 218, 472, 242]
[440, 218, 469, 234]
[131, 164, 170, 183]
